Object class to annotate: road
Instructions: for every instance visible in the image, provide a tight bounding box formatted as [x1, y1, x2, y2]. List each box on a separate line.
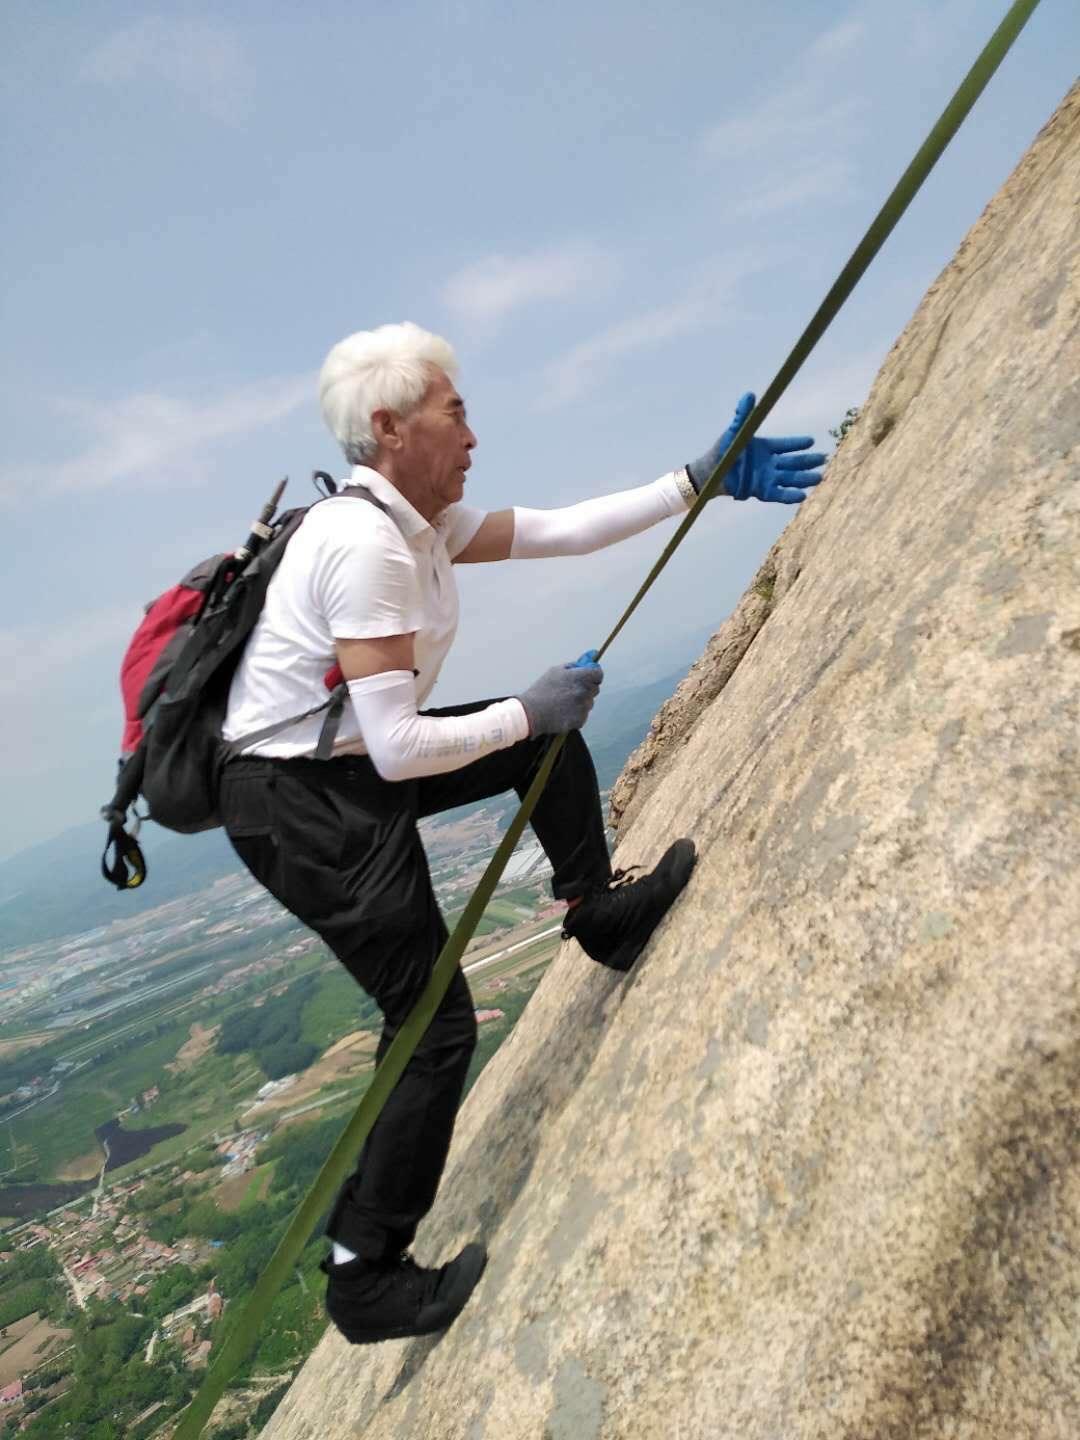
[2, 1082, 61, 1123]
[61, 1261, 88, 1312]
[91, 1137, 110, 1217]
[463, 924, 562, 976]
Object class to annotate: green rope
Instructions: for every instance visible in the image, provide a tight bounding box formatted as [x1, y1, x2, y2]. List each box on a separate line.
[174, 2, 1041, 1432]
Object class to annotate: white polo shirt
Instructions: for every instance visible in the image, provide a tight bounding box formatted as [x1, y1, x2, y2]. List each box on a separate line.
[222, 467, 487, 758]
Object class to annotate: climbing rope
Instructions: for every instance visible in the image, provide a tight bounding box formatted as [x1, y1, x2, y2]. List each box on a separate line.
[174, 2, 1042, 1432]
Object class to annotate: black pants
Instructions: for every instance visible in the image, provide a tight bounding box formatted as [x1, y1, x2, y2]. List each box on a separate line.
[218, 699, 612, 1261]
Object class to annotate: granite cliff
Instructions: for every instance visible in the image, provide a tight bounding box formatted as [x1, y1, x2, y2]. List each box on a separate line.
[259, 82, 1079, 1440]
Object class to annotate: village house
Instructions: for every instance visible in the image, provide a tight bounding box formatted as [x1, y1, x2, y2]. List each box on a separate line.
[188, 1339, 213, 1367]
[0, 1380, 23, 1407]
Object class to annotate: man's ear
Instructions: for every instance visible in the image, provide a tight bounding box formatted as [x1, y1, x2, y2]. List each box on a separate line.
[371, 407, 402, 451]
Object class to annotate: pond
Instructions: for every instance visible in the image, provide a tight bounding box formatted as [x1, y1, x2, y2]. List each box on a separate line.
[0, 1179, 94, 1222]
[95, 1116, 188, 1171]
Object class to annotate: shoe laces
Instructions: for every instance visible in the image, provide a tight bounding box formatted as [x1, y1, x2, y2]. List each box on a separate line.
[561, 865, 644, 937]
[393, 1249, 443, 1300]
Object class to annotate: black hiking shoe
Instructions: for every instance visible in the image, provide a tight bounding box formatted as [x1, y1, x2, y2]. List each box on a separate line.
[319, 1242, 487, 1345]
[561, 838, 697, 972]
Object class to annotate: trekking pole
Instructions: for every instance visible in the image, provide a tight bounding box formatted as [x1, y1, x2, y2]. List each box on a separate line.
[233, 477, 288, 567]
[202, 478, 290, 615]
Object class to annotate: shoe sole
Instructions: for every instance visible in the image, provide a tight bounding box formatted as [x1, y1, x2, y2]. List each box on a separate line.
[334, 1242, 488, 1345]
[601, 838, 697, 971]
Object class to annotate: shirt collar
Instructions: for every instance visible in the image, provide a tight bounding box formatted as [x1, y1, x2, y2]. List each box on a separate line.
[349, 465, 432, 540]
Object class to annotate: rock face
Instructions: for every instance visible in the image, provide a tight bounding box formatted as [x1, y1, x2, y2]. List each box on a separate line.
[261, 85, 1079, 1440]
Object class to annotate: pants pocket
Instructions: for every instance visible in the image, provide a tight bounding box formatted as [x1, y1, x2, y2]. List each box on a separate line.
[220, 771, 285, 896]
[219, 770, 277, 839]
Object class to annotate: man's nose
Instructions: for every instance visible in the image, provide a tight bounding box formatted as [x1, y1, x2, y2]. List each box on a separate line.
[465, 426, 477, 450]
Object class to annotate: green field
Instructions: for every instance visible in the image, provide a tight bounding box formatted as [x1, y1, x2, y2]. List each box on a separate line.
[444, 907, 501, 935]
[3, 949, 350, 1188]
[297, 965, 379, 1047]
[4, 888, 557, 1213]
[469, 930, 561, 991]
[479, 897, 536, 926]
[9, 1016, 200, 1180]
[238, 1160, 276, 1210]
[105, 1058, 266, 1186]
[51, 967, 376, 1189]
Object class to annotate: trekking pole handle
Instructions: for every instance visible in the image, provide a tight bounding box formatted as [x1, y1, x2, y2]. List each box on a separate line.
[234, 477, 288, 564]
[568, 648, 600, 668]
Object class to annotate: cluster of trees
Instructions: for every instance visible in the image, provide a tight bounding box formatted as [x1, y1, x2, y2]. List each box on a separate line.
[0, 1244, 64, 1328]
[13, 1297, 194, 1440]
[215, 977, 320, 1080]
[463, 984, 532, 1099]
[2, 1244, 60, 1285]
[140, 1262, 206, 1322]
[260, 1113, 343, 1197]
[147, 1192, 236, 1249]
[185, 1143, 226, 1174]
[0, 1278, 57, 1329]
[128, 1178, 172, 1215]
[0, 1048, 52, 1098]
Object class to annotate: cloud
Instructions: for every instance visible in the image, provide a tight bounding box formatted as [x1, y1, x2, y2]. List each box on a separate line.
[701, 92, 865, 160]
[0, 608, 138, 804]
[539, 301, 704, 410]
[0, 374, 311, 502]
[0, 606, 134, 707]
[732, 158, 857, 220]
[441, 243, 618, 336]
[700, 9, 866, 162]
[808, 16, 867, 61]
[0, 608, 134, 689]
[537, 252, 777, 410]
[80, 16, 255, 124]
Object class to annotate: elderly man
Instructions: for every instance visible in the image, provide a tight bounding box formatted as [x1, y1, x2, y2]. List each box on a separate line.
[219, 322, 824, 1345]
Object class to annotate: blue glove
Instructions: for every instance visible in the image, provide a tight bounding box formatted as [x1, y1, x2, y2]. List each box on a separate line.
[686, 393, 826, 505]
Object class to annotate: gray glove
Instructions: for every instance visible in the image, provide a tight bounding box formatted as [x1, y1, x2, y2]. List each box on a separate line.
[517, 653, 603, 736]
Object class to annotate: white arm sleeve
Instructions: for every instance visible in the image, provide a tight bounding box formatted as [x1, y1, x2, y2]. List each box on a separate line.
[509, 470, 695, 559]
[347, 671, 530, 783]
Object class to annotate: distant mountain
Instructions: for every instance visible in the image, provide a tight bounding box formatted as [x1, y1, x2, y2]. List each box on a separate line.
[0, 822, 245, 951]
[588, 668, 688, 791]
[0, 659, 698, 953]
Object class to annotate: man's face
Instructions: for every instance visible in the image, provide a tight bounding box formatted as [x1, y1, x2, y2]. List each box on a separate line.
[396, 367, 477, 514]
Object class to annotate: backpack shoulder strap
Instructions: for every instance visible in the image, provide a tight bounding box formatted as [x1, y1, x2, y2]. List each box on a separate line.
[222, 484, 403, 760]
[334, 482, 399, 528]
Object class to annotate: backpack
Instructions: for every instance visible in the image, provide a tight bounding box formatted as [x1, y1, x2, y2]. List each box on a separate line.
[100, 474, 394, 891]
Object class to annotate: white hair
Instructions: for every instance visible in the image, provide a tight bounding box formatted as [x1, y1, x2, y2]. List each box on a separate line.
[318, 322, 459, 465]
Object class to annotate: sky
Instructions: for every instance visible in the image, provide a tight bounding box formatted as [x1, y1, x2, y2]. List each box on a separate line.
[1, 0, 1077, 863]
